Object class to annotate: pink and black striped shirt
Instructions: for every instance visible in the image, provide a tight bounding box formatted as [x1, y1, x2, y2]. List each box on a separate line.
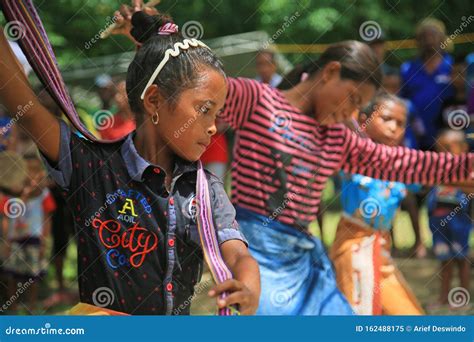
[220, 78, 473, 230]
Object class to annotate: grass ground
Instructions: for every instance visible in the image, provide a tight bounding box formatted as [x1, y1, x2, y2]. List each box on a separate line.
[317, 209, 474, 316]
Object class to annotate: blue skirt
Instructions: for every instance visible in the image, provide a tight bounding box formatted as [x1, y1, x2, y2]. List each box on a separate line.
[236, 207, 353, 315]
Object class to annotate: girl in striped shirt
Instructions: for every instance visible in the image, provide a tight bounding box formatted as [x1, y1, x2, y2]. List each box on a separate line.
[218, 40, 473, 315]
[114, 8, 473, 315]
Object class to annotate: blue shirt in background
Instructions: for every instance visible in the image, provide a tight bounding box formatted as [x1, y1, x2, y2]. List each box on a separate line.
[400, 54, 453, 149]
[340, 172, 421, 230]
[0, 116, 12, 152]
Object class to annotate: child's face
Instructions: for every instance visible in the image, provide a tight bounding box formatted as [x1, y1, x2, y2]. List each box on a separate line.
[382, 75, 401, 95]
[360, 100, 407, 147]
[313, 62, 376, 125]
[256, 52, 277, 83]
[436, 132, 467, 155]
[416, 26, 444, 53]
[156, 68, 227, 162]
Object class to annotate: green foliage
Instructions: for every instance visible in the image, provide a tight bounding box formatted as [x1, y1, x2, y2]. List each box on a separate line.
[1, 0, 473, 67]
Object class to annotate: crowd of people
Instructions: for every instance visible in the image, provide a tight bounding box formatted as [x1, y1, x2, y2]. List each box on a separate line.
[0, 2, 473, 316]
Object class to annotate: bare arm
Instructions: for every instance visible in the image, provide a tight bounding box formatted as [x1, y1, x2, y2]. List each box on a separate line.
[0, 30, 60, 162]
[208, 240, 260, 315]
[341, 126, 473, 185]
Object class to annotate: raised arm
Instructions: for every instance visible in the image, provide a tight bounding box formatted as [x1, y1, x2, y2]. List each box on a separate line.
[340, 126, 473, 185]
[0, 30, 60, 162]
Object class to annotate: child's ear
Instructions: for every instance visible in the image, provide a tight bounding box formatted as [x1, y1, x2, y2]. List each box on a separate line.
[142, 85, 165, 118]
[321, 61, 341, 83]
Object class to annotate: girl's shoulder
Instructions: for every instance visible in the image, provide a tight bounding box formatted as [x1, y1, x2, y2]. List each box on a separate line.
[229, 77, 279, 99]
[69, 125, 130, 158]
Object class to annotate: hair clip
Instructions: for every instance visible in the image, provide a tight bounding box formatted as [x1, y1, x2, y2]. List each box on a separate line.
[158, 22, 179, 36]
[140, 38, 210, 100]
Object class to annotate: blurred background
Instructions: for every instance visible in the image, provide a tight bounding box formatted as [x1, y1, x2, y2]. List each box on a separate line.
[0, 0, 473, 316]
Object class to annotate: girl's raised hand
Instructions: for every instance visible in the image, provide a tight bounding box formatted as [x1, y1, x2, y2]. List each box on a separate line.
[109, 0, 160, 46]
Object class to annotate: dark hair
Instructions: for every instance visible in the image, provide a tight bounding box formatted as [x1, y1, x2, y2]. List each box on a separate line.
[360, 91, 407, 118]
[277, 40, 383, 91]
[453, 54, 467, 65]
[276, 63, 306, 90]
[126, 12, 225, 120]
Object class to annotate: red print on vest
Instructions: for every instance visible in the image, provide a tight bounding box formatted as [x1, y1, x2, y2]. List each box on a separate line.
[91, 218, 158, 267]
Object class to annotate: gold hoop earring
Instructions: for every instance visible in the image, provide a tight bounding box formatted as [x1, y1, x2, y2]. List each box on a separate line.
[151, 112, 159, 125]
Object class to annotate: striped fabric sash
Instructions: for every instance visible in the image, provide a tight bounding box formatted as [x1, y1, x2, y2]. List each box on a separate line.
[1, 0, 236, 316]
[196, 161, 237, 316]
[1, 0, 99, 142]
